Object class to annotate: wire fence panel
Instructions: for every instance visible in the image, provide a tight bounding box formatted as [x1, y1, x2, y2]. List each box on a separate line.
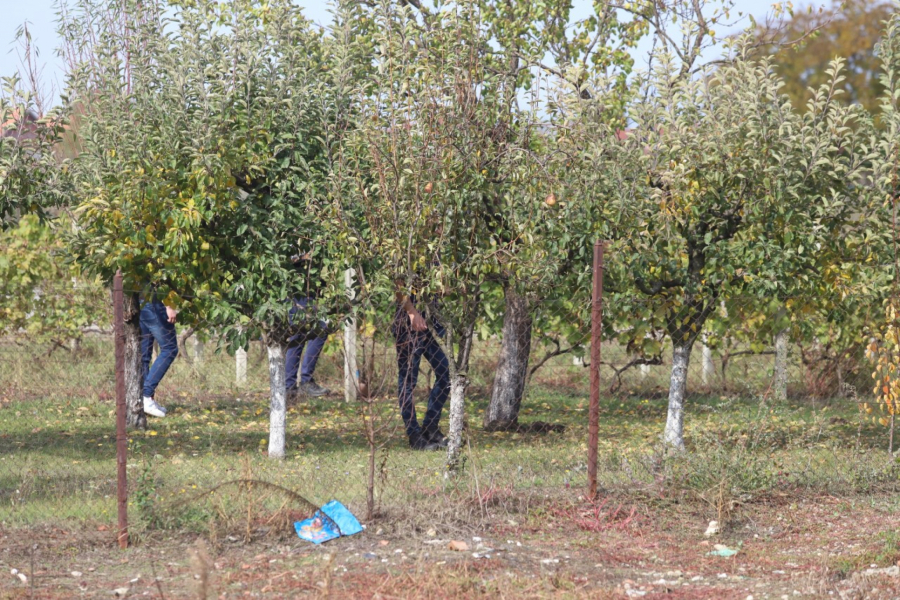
[3, 275, 900, 545]
[0, 283, 116, 527]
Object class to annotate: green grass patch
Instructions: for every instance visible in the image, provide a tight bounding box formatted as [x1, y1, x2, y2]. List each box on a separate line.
[2, 337, 899, 537]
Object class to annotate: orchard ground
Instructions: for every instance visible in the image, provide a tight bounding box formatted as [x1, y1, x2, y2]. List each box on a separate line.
[3, 339, 900, 598]
[4, 491, 900, 598]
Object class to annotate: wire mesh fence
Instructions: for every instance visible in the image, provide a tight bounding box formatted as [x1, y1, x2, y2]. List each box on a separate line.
[3, 270, 900, 546]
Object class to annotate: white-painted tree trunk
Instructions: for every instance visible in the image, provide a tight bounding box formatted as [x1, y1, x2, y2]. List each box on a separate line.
[188, 335, 203, 365]
[640, 363, 650, 381]
[572, 355, 585, 366]
[344, 320, 358, 403]
[701, 340, 714, 386]
[343, 268, 357, 403]
[774, 328, 789, 401]
[236, 347, 247, 386]
[663, 343, 693, 450]
[267, 343, 287, 459]
[445, 373, 469, 475]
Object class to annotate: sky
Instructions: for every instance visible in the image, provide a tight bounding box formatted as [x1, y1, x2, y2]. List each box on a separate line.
[0, 0, 790, 108]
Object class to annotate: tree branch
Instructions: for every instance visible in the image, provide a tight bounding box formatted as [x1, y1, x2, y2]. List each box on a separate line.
[634, 276, 682, 296]
[528, 338, 573, 378]
[609, 355, 663, 392]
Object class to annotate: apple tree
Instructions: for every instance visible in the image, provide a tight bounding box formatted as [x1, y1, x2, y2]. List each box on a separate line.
[569, 41, 876, 449]
[328, 0, 556, 471]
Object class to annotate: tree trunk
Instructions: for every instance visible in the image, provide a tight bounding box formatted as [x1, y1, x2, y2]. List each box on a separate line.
[774, 328, 788, 401]
[663, 342, 693, 450]
[364, 398, 376, 522]
[445, 323, 476, 476]
[266, 342, 287, 459]
[191, 336, 203, 365]
[445, 373, 469, 474]
[701, 338, 714, 387]
[177, 328, 193, 364]
[484, 288, 531, 430]
[123, 292, 146, 429]
[344, 318, 358, 402]
[344, 268, 358, 403]
[236, 347, 248, 386]
[836, 361, 844, 398]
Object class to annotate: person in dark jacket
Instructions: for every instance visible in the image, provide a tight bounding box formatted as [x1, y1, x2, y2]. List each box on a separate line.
[393, 284, 450, 451]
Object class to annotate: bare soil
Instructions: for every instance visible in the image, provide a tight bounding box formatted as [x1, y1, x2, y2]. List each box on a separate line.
[3, 493, 900, 599]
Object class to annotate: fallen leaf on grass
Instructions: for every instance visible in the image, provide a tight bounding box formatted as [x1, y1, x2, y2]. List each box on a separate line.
[447, 540, 469, 551]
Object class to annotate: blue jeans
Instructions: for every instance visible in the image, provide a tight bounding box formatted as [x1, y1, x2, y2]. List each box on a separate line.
[393, 320, 450, 440]
[140, 300, 178, 398]
[285, 297, 329, 390]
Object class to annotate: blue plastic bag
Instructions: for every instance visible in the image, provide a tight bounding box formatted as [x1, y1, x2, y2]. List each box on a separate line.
[294, 500, 362, 544]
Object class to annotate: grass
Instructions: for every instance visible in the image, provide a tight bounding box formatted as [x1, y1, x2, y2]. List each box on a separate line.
[2, 333, 899, 540]
[5, 336, 900, 597]
[5, 489, 900, 598]
[831, 529, 900, 577]
[0, 338, 900, 536]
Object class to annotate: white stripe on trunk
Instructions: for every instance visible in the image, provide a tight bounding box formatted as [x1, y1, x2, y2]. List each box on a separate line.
[445, 374, 468, 475]
[267, 343, 286, 459]
[236, 347, 247, 386]
[663, 343, 692, 450]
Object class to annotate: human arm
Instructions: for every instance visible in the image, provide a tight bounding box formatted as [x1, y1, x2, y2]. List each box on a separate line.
[396, 293, 428, 332]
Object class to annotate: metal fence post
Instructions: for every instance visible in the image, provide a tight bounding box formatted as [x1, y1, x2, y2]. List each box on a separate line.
[113, 270, 129, 549]
[588, 242, 606, 501]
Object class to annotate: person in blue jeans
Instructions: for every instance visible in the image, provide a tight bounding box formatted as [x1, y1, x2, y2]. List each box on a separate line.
[285, 251, 330, 401]
[285, 296, 330, 400]
[393, 294, 450, 451]
[140, 297, 178, 418]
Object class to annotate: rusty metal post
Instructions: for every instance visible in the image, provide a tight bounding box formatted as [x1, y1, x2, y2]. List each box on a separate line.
[113, 270, 129, 549]
[588, 242, 606, 501]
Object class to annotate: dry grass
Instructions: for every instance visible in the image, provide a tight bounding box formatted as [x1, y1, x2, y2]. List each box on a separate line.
[5, 491, 900, 598]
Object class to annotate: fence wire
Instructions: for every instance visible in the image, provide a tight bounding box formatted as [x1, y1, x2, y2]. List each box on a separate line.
[2, 281, 900, 543]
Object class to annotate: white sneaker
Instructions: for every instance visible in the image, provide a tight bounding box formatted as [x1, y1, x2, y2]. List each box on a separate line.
[143, 396, 167, 418]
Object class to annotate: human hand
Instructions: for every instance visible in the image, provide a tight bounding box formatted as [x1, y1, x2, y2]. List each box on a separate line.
[407, 309, 427, 332]
[165, 306, 178, 324]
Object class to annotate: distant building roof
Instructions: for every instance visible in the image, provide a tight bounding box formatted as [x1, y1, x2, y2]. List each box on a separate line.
[1, 107, 39, 141]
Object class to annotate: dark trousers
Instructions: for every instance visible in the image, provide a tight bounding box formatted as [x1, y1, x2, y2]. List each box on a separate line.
[140, 300, 178, 398]
[393, 324, 450, 440]
[286, 297, 328, 390]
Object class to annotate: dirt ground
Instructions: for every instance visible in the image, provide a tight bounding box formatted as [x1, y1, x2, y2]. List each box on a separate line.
[3, 493, 900, 599]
